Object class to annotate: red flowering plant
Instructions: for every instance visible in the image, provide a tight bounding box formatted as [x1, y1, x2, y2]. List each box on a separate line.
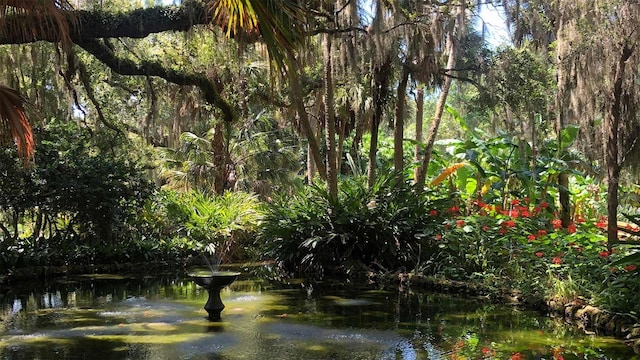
[433, 195, 558, 286]
[425, 188, 640, 307]
[423, 134, 640, 313]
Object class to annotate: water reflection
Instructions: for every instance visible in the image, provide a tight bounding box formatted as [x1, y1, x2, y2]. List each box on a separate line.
[0, 273, 637, 360]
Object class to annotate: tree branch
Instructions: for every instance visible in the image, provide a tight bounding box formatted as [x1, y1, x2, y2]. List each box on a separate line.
[0, 0, 212, 45]
[76, 38, 235, 123]
[77, 58, 123, 133]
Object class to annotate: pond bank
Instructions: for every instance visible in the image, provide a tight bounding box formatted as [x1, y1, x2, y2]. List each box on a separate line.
[390, 272, 640, 354]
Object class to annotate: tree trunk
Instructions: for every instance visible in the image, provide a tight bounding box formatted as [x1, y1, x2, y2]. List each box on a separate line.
[413, 85, 424, 183]
[416, 2, 465, 189]
[336, 110, 350, 174]
[366, 110, 380, 190]
[605, 44, 633, 251]
[33, 207, 43, 240]
[393, 65, 409, 186]
[366, 59, 392, 189]
[285, 49, 327, 180]
[212, 122, 226, 194]
[323, 32, 338, 200]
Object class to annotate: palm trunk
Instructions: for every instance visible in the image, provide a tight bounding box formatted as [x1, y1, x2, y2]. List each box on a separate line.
[413, 85, 424, 183]
[393, 65, 409, 186]
[323, 32, 338, 199]
[366, 111, 380, 189]
[416, 2, 465, 188]
[212, 122, 225, 194]
[285, 49, 327, 180]
[366, 59, 392, 189]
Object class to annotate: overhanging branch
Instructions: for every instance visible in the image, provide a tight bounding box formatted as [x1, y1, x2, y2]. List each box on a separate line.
[0, 0, 212, 45]
[76, 38, 235, 123]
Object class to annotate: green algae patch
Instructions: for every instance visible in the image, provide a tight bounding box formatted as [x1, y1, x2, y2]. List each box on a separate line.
[122, 322, 180, 332]
[2, 335, 74, 346]
[78, 274, 131, 280]
[307, 344, 328, 351]
[84, 332, 210, 344]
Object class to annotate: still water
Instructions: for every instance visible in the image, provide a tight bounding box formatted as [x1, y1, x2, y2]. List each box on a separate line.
[0, 271, 637, 360]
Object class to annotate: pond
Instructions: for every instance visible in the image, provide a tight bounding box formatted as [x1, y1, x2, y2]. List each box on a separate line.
[0, 270, 637, 360]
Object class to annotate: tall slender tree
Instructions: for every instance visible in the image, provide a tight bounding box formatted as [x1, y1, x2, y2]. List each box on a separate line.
[416, 1, 466, 189]
[506, 0, 640, 246]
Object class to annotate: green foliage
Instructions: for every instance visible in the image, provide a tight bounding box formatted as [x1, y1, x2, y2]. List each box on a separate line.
[139, 189, 263, 264]
[259, 171, 452, 275]
[0, 121, 155, 270]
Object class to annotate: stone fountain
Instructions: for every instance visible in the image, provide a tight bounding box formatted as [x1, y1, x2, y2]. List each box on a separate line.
[190, 271, 240, 321]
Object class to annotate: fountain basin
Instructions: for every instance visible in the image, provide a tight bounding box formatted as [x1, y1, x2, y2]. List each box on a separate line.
[190, 271, 240, 321]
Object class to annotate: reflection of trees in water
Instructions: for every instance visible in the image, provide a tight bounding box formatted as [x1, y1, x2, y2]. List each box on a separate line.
[0, 274, 195, 313]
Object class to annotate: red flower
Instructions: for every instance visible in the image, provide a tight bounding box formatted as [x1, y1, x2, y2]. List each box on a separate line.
[535, 251, 544, 257]
[456, 219, 465, 228]
[567, 223, 576, 234]
[429, 209, 438, 217]
[509, 210, 520, 218]
[481, 347, 490, 354]
[503, 220, 516, 228]
[551, 219, 562, 229]
[595, 220, 607, 229]
[511, 199, 520, 205]
[435, 234, 442, 241]
[576, 215, 585, 223]
[521, 209, 531, 218]
[540, 201, 549, 208]
[482, 225, 490, 231]
[552, 256, 563, 265]
[599, 250, 610, 258]
[527, 234, 537, 241]
[538, 229, 547, 236]
[511, 352, 523, 360]
[624, 264, 637, 272]
[499, 228, 507, 235]
[449, 206, 460, 213]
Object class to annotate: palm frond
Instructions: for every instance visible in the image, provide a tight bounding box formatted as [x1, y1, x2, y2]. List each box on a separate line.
[0, 83, 33, 160]
[0, 0, 77, 46]
[208, 0, 306, 69]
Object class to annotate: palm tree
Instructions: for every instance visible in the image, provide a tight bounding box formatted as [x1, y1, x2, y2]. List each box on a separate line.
[210, 0, 329, 183]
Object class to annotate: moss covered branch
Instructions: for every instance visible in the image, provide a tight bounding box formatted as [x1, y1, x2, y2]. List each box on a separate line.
[0, 1, 212, 45]
[77, 38, 235, 123]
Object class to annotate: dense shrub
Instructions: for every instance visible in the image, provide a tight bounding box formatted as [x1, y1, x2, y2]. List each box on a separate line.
[259, 172, 452, 275]
[0, 121, 155, 270]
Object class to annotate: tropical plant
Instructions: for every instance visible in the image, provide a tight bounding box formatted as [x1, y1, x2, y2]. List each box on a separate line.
[140, 189, 262, 270]
[259, 171, 452, 275]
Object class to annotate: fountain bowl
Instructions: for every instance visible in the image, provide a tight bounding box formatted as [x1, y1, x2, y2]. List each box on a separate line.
[189, 271, 240, 321]
[190, 271, 241, 288]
